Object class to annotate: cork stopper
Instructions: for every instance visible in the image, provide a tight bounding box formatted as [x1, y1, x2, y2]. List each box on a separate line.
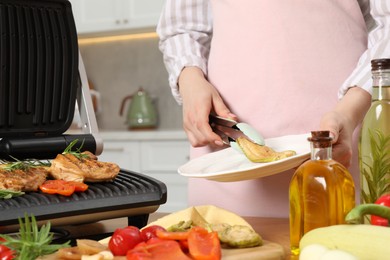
[371, 59, 390, 71]
[308, 131, 332, 148]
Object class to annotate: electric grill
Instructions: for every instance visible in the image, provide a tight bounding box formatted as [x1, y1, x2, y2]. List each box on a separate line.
[0, 0, 167, 232]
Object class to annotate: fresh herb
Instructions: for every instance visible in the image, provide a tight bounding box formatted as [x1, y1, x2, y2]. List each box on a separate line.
[0, 189, 25, 199]
[0, 214, 70, 260]
[62, 139, 89, 159]
[361, 129, 390, 205]
[0, 157, 50, 172]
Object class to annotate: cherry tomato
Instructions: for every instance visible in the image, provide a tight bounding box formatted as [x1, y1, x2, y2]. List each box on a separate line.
[0, 239, 15, 260]
[140, 225, 166, 242]
[109, 226, 143, 256]
[0, 250, 14, 260]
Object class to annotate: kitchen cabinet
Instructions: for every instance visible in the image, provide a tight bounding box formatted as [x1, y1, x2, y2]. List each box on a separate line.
[98, 131, 190, 213]
[68, 0, 165, 34]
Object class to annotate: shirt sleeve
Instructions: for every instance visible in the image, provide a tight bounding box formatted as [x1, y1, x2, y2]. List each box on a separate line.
[338, 0, 390, 99]
[156, 0, 213, 104]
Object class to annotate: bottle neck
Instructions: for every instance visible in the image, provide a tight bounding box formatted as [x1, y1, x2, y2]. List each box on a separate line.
[310, 143, 332, 161]
[372, 69, 390, 101]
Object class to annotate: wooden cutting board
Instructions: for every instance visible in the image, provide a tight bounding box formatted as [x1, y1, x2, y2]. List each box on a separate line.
[96, 237, 285, 260]
[222, 240, 285, 260]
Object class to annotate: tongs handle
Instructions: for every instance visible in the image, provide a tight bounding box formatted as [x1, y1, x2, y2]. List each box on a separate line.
[209, 114, 246, 145]
[209, 114, 238, 127]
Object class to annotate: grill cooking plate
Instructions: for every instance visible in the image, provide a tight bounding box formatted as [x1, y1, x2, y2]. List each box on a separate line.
[0, 169, 167, 232]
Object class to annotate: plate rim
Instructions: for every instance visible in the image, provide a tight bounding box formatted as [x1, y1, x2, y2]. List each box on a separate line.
[178, 133, 311, 182]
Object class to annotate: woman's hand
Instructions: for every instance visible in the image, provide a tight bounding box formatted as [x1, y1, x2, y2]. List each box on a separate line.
[320, 111, 354, 168]
[178, 67, 237, 147]
[320, 87, 371, 168]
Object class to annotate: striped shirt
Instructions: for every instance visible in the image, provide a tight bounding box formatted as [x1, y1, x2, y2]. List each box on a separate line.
[157, 0, 390, 103]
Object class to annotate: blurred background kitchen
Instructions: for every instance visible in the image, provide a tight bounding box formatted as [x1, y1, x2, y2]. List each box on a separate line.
[70, 0, 181, 130]
[68, 0, 189, 213]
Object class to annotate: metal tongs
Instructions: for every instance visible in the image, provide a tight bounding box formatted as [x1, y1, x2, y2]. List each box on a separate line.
[209, 114, 264, 146]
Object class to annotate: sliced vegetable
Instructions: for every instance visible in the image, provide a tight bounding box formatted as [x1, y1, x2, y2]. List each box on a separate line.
[39, 180, 75, 196]
[70, 182, 89, 192]
[39, 180, 88, 196]
[76, 239, 107, 255]
[126, 238, 191, 260]
[371, 195, 390, 226]
[108, 226, 143, 256]
[217, 225, 262, 248]
[156, 229, 190, 241]
[187, 227, 221, 260]
[345, 203, 390, 225]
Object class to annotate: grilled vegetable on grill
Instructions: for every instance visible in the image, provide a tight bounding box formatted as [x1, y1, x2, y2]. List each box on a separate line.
[39, 180, 89, 196]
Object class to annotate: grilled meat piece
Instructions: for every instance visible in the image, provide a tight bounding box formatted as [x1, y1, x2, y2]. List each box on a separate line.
[0, 167, 49, 191]
[49, 151, 120, 182]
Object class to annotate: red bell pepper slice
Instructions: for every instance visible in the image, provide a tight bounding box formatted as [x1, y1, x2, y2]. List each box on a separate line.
[371, 194, 390, 226]
[126, 238, 191, 260]
[39, 180, 88, 196]
[155, 229, 189, 241]
[188, 227, 221, 260]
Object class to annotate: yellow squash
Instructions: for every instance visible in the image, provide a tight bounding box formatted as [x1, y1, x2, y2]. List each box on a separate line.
[300, 224, 390, 260]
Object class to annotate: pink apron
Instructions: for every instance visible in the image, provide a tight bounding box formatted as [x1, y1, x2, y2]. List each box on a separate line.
[189, 0, 367, 217]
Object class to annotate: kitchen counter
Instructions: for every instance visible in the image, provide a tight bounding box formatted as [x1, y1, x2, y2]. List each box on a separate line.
[61, 213, 296, 260]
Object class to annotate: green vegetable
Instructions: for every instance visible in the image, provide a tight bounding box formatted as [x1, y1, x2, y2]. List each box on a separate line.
[217, 225, 262, 248]
[0, 189, 25, 199]
[0, 214, 70, 260]
[167, 220, 194, 232]
[345, 203, 390, 224]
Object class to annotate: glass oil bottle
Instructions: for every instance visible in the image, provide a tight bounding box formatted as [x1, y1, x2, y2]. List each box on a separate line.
[359, 59, 390, 211]
[289, 131, 355, 255]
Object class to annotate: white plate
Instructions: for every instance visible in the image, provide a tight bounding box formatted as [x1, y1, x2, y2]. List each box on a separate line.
[178, 133, 311, 182]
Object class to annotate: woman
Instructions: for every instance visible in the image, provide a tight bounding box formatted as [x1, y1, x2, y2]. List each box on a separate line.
[157, 0, 390, 217]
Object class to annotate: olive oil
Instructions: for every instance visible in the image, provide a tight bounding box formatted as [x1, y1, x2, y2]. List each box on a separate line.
[289, 131, 355, 255]
[359, 59, 390, 209]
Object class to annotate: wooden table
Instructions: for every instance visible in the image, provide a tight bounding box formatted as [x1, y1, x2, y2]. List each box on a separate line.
[62, 212, 297, 260]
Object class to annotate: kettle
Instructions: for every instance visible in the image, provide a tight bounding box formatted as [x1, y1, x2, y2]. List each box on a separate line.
[119, 87, 158, 129]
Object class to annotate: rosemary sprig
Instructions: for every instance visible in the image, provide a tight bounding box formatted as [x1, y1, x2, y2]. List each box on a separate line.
[0, 157, 51, 172]
[62, 139, 89, 159]
[361, 129, 390, 204]
[0, 214, 70, 260]
[0, 189, 25, 199]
